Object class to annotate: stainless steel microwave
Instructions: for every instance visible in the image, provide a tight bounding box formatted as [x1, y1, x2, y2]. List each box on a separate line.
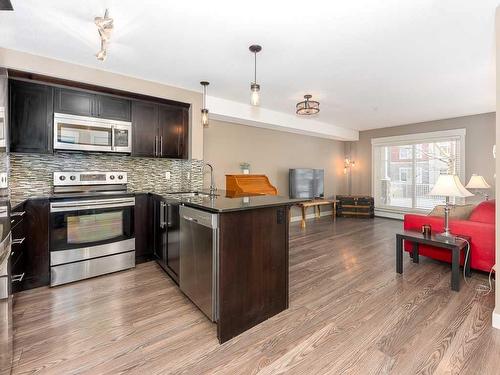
[53, 113, 132, 153]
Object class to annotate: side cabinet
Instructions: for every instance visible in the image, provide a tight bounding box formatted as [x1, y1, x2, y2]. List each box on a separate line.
[134, 193, 153, 263]
[9, 80, 54, 153]
[12, 199, 50, 292]
[217, 206, 289, 343]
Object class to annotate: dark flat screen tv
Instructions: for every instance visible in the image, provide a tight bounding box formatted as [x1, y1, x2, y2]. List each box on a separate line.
[289, 168, 324, 199]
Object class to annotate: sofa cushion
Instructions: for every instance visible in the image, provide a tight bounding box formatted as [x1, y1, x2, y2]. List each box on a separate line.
[428, 204, 475, 220]
[468, 199, 495, 224]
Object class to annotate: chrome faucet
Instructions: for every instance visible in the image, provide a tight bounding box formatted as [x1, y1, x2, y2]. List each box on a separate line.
[203, 162, 217, 194]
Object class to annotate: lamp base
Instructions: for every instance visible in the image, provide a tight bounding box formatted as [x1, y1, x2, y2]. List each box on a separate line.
[435, 231, 458, 243]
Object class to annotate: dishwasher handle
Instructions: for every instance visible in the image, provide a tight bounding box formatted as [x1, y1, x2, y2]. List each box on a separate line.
[182, 215, 199, 223]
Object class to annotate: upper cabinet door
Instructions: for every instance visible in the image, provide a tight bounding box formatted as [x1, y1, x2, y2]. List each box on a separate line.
[9, 80, 54, 153]
[158, 105, 188, 159]
[54, 88, 95, 117]
[131, 101, 158, 157]
[96, 95, 131, 122]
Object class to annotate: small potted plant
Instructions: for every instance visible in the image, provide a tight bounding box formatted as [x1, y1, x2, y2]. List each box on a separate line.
[240, 162, 250, 174]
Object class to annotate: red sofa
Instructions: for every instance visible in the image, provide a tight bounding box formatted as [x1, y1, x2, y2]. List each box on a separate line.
[403, 200, 495, 273]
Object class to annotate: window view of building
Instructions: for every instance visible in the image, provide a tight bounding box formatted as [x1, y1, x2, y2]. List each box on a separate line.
[372, 131, 464, 214]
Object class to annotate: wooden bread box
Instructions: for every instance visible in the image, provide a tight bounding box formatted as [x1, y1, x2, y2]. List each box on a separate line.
[225, 174, 278, 196]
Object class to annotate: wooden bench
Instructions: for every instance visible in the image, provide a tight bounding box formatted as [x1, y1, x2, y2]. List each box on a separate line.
[294, 199, 338, 228]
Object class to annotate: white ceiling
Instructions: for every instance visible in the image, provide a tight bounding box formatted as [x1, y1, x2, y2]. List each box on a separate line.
[0, 0, 497, 131]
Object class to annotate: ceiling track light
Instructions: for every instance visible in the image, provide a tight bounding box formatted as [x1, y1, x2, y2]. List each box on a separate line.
[296, 94, 320, 115]
[249, 44, 262, 106]
[94, 9, 113, 61]
[200, 81, 210, 128]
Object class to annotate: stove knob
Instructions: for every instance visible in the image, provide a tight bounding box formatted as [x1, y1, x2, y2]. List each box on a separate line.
[110, 175, 115, 180]
[59, 175, 66, 181]
[70, 175, 76, 181]
[118, 175, 124, 180]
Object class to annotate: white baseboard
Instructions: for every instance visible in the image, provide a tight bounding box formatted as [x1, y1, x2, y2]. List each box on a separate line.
[374, 210, 404, 220]
[290, 211, 333, 222]
[492, 309, 500, 329]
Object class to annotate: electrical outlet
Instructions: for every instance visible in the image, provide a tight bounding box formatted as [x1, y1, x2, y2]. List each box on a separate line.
[165, 171, 171, 180]
[0, 173, 7, 189]
[186, 172, 191, 180]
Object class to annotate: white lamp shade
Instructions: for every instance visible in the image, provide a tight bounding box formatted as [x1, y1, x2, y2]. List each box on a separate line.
[465, 174, 491, 189]
[428, 174, 474, 198]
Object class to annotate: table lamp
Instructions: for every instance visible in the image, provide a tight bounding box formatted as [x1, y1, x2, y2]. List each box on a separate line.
[428, 174, 473, 241]
[465, 174, 491, 200]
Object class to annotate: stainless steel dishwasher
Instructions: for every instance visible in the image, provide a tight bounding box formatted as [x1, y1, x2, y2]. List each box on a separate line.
[179, 205, 218, 322]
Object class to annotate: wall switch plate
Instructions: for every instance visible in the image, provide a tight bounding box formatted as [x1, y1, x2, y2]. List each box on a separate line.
[0, 173, 7, 189]
[165, 172, 171, 180]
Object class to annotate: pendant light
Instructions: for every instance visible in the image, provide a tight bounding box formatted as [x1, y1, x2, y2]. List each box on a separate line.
[296, 95, 320, 115]
[249, 45, 262, 106]
[200, 81, 210, 128]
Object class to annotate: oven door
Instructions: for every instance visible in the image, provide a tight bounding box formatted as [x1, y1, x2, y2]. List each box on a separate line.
[53, 113, 131, 153]
[50, 197, 135, 264]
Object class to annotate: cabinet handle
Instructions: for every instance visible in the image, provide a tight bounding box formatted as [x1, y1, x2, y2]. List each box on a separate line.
[159, 201, 166, 228]
[154, 136, 158, 156]
[12, 237, 25, 245]
[12, 273, 25, 283]
[160, 136, 163, 157]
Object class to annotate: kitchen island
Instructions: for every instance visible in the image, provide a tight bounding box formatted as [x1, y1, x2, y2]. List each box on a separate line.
[158, 191, 304, 343]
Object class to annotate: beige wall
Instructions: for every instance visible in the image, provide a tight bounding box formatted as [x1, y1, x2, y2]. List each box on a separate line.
[349, 113, 496, 203]
[0, 48, 204, 159]
[203, 119, 346, 218]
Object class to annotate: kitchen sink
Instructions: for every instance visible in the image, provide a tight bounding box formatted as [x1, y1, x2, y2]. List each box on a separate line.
[173, 192, 217, 199]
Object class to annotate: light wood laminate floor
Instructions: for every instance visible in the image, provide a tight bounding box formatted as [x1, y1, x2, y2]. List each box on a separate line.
[11, 217, 500, 374]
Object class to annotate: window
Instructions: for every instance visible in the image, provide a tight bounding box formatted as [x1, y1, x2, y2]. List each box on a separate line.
[399, 167, 411, 182]
[399, 147, 412, 160]
[372, 129, 465, 216]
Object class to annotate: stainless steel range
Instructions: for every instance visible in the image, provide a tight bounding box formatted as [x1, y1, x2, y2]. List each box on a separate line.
[49, 171, 135, 286]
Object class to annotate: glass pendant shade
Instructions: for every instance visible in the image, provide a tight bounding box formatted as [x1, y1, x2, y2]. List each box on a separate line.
[201, 109, 209, 128]
[200, 81, 209, 128]
[296, 95, 320, 115]
[250, 83, 260, 106]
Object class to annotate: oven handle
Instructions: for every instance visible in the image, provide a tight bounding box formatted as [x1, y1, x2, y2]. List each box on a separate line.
[50, 198, 135, 213]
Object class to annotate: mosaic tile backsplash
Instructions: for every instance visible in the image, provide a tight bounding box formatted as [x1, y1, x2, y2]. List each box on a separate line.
[10, 152, 204, 205]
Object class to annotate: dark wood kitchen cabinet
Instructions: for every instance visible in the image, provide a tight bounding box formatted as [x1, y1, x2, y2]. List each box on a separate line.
[9, 80, 54, 153]
[132, 101, 188, 159]
[54, 87, 131, 121]
[11, 199, 50, 292]
[134, 193, 154, 263]
[131, 101, 158, 157]
[152, 195, 180, 284]
[158, 104, 188, 159]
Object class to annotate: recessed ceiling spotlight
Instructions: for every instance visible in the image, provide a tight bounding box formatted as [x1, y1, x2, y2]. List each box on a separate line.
[94, 9, 113, 61]
[296, 95, 320, 116]
[249, 45, 262, 106]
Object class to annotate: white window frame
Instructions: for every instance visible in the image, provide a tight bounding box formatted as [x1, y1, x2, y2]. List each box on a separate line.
[371, 129, 466, 219]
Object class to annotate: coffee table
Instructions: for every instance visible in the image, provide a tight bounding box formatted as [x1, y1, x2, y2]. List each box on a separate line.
[396, 230, 471, 291]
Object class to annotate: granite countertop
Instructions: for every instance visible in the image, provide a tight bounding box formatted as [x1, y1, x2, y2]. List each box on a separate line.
[10, 190, 306, 214]
[160, 190, 306, 213]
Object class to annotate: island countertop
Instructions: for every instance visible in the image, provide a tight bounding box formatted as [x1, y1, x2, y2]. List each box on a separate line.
[160, 190, 306, 213]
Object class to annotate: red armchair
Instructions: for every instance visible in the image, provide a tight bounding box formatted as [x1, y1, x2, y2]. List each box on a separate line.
[403, 200, 495, 273]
